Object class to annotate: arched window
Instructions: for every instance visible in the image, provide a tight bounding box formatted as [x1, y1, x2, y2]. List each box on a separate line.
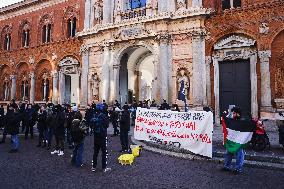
[42, 24, 51, 43]
[2, 79, 10, 101]
[4, 34, 11, 51]
[222, 0, 241, 10]
[22, 29, 30, 47]
[130, 0, 146, 10]
[41, 78, 50, 101]
[21, 80, 29, 100]
[67, 17, 77, 38]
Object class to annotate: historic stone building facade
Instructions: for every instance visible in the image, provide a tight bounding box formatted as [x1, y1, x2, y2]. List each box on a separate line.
[0, 0, 85, 105]
[205, 0, 284, 121]
[1, 0, 284, 122]
[78, 0, 212, 109]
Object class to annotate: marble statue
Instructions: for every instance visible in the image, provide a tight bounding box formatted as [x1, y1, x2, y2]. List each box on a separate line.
[177, 69, 190, 97]
[176, 0, 187, 11]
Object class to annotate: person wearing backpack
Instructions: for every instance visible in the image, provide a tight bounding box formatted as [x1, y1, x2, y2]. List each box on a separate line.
[91, 103, 111, 173]
[71, 118, 87, 167]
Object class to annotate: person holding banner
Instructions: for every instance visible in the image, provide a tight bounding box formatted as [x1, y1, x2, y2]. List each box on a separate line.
[221, 107, 255, 175]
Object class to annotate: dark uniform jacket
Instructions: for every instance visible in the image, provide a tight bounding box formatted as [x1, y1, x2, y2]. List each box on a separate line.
[120, 110, 130, 131]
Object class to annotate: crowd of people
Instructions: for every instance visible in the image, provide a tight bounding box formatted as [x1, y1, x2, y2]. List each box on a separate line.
[0, 98, 175, 172]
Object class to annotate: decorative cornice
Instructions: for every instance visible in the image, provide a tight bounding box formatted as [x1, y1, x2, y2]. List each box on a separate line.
[0, 0, 69, 21]
[77, 7, 213, 38]
[214, 35, 256, 50]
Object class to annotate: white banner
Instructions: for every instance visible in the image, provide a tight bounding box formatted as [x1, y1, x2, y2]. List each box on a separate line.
[134, 108, 213, 158]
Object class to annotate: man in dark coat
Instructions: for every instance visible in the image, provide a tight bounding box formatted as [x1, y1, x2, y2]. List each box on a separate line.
[109, 107, 119, 136]
[71, 119, 87, 167]
[6, 106, 21, 153]
[24, 104, 37, 140]
[159, 100, 170, 110]
[85, 105, 94, 135]
[51, 105, 66, 156]
[37, 105, 47, 147]
[91, 103, 111, 172]
[120, 105, 130, 152]
[0, 105, 4, 129]
[0, 106, 8, 144]
[46, 104, 54, 150]
[19, 102, 27, 133]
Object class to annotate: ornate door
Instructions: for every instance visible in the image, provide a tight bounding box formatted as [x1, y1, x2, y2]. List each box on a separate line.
[219, 60, 251, 118]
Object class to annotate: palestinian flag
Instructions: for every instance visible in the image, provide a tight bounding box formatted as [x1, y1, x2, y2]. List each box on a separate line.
[221, 117, 255, 153]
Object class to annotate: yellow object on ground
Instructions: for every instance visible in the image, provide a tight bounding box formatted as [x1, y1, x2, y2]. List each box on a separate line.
[118, 154, 135, 165]
[130, 145, 142, 157]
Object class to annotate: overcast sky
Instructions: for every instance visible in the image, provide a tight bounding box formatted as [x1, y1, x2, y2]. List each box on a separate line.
[0, 0, 23, 8]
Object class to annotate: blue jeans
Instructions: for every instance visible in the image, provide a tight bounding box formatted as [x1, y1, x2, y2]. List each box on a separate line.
[11, 135, 19, 150]
[224, 148, 245, 172]
[72, 143, 84, 167]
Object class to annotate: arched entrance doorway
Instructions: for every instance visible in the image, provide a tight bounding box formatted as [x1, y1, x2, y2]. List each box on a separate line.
[118, 46, 155, 104]
[212, 34, 258, 123]
[58, 57, 80, 105]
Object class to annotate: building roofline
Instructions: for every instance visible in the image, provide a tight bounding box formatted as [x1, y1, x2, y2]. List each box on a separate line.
[0, 0, 48, 14]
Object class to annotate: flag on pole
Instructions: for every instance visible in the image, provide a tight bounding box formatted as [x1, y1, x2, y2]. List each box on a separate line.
[221, 117, 255, 153]
[178, 80, 187, 111]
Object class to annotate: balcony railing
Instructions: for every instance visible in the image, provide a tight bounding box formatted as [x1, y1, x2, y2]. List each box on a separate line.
[121, 8, 146, 20]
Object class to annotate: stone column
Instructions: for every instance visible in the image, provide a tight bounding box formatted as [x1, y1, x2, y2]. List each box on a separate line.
[192, 35, 206, 107]
[29, 72, 35, 104]
[205, 56, 212, 106]
[137, 71, 143, 101]
[158, 34, 172, 103]
[250, 53, 258, 118]
[146, 0, 153, 16]
[258, 50, 273, 111]
[80, 45, 90, 108]
[51, 71, 58, 104]
[114, 0, 123, 23]
[111, 64, 120, 103]
[10, 75, 16, 100]
[100, 44, 111, 102]
[103, 0, 111, 24]
[84, 0, 92, 29]
[213, 57, 220, 123]
[192, 0, 202, 7]
[59, 71, 65, 105]
[90, 1, 95, 27]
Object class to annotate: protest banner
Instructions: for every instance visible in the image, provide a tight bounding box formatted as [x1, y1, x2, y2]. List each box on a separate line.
[134, 108, 213, 158]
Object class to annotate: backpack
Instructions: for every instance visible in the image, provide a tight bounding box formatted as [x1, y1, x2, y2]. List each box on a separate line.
[92, 113, 109, 135]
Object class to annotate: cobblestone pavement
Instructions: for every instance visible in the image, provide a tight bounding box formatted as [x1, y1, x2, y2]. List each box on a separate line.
[0, 132, 284, 189]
